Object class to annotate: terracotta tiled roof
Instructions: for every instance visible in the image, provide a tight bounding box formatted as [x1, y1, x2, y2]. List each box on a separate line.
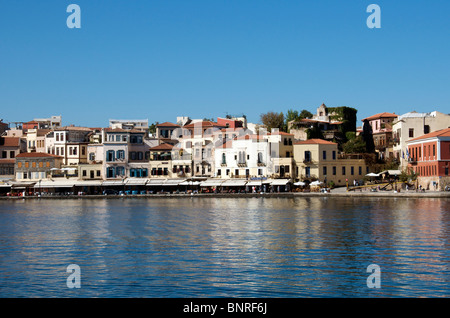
[156, 122, 180, 127]
[149, 143, 175, 151]
[269, 131, 294, 136]
[0, 159, 15, 164]
[0, 137, 21, 147]
[294, 139, 337, 145]
[104, 128, 145, 133]
[362, 112, 397, 121]
[408, 128, 450, 142]
[16, 152, 63, 158]
[55, 126, 94, 131]
[183, 121, 225, 129]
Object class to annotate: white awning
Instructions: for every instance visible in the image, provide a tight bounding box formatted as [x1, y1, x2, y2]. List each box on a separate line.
[221, 179, 247, 186]
[199, 179, 225, 187]
[125, 178, 148, 186]
[73, 180, 103, 187]
[102, 180, 125, 186]
[270, 179, 291, 186]
[0, 184, 11, 188]
[146, 179, 167, 186]
[35, 180, 75, 188]
[245, 180, 269, 186]
[179, 180, 201, 186]
[162, 179, 185, 186]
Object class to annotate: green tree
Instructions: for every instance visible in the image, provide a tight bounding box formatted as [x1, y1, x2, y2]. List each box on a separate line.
[149, 122, 158, 135]
[299, 109, 313, 119]
[342, 135, 367, 154]
[260, 111, 285, 132]
[361, 119, 376, 153]
[306, 122, 324, 139]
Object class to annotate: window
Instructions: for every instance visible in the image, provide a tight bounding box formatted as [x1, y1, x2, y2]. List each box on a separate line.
[304, 151, 311, 162]
[359, 166, 362, 175]
[25, 162, 29, 168]
[106, 150, 115, 162]
[351, 166, 354, 175]
[46, 162, 50, 167]
[217, 169, 221, 176]
[342, 166, 346, 175]
[106, 167, 115, 178]
[222, 153, 226, 164]
[258, 168, 263, 176]
[81, 147, 86, 156]
[82, 170, 87, 177]
[18, 162, 22, 168]
[56, 134, 59, 142]
[323, 150, 327, 160]
[305, 167, 310, 178]
[2, 151, 6, 158]
[424, 125, 430, 134]
[73, 147, 77, 155]
[137, 152, 143, 160]
[39, 162, 43, 168]
[409, 128, 414, 138]
[97, 170, 101, 177]
[433, 145, 435, 157]
[116, 166, 125, 176]
[323, 166, 327, 175]
[32, 162, 36, 168]
[10, 151, 15, 158]
[117, 150, 125, 160]
[235, 169, 239, 176]
[332, 166, 336, 175]
[89, 153, 95, 161]
[257, 152, 263, 164]
[116, 135, 121, 142]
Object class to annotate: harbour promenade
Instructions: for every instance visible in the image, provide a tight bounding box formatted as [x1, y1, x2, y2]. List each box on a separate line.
[1, 187, 449, 200]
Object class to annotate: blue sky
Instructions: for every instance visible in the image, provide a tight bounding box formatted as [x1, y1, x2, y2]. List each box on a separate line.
[1, 0, 449, 128]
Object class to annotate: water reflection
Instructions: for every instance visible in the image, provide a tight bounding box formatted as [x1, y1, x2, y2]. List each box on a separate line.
[0, 197, 448, 297]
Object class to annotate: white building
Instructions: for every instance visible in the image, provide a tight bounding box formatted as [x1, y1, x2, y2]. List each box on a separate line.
[393, 111, 450, 169]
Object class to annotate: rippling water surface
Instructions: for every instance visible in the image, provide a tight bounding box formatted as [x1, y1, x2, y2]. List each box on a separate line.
[0, 197, 449, 297]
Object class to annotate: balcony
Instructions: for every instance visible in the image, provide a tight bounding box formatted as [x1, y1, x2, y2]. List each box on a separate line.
[303, 159, 313, 164]
[408, 158, 417, 165]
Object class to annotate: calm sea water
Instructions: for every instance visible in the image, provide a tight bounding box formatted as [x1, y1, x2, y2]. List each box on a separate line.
[0, 197, 449, 298]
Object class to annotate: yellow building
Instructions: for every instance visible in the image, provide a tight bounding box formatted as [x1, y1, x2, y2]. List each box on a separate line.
[293, 139, 369, 187]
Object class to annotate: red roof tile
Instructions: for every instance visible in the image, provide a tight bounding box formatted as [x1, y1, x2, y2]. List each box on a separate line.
[16, 152, 63, 158]
[156, 122, 180, 127]
[362, 112, 397, 121]
[0, 137, 21, 147]
[294, 139, 337, 145]
[149, 143, 175, 151]
[408, 128, 450, 142]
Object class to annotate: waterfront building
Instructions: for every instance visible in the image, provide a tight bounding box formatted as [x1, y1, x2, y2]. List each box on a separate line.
[109, 119, 149, 131]
[14, 152, 63, 181]
[406, 127, 450, 191]
[148, 143, 192, 178]
[393, 111, 450, 169]
[45, 126, 93, 166]
[180, 120, 227, 177]
[32, 115, 62, 130]
[268, 131, 294, 179]
[214, 134, 271, 179]
[288, 104, 344, 141]
[155, 122, 182, 144]
[26, 129, 50, 153]
[103, 128, 150, 179]
[362, 112, 398, 159]
[0, 136, 27, 180]
[293, 139, 368, 187]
